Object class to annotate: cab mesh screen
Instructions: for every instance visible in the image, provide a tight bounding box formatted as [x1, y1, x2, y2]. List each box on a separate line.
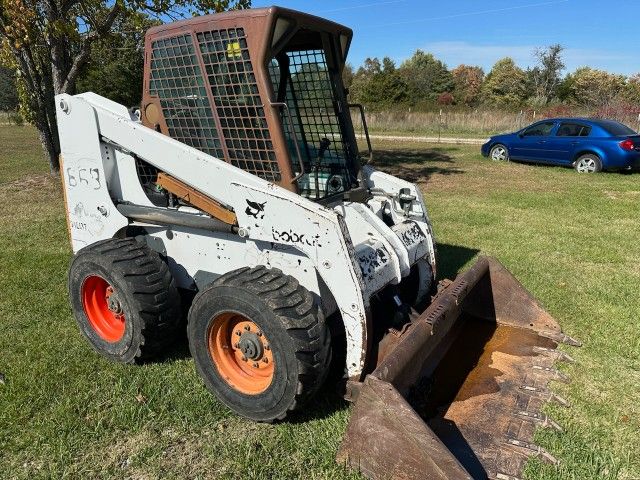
[286, 50, 346, 164]
[149, 35, 224, 159]
[270, 50, 349, 172]
[197, 28, 280, 182]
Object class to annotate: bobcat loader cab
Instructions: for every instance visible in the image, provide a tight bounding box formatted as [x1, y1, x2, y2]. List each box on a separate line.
[141, 7, 371, 201]
[60, 5, 437, 406]
[57, 7, 579, 480]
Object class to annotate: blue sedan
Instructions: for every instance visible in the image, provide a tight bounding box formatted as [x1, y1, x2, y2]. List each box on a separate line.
[481, 118, 640, 173]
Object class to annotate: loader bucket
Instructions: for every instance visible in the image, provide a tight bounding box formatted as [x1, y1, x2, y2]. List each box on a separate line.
[337, 256, 579, 480]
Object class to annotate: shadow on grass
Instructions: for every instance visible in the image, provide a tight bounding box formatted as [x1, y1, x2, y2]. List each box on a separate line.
[373, 148, 464, 182]
[436, 243, 480, 280]
[289, 378, 351, 423]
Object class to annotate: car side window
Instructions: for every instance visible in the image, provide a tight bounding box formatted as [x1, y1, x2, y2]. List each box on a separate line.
[522, 121, 555, 137]
[557, 123, 591, 137]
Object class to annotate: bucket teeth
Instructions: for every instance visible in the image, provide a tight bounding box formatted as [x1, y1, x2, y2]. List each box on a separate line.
[513, 410, 563, 432]
[520, 385, 570, 407]
[539, 330, 582, 347]
[337, 256, 582, 480]
[504, 437, 560, 465]
[532, 365, 571, 383]
[532, 346, 575, 363]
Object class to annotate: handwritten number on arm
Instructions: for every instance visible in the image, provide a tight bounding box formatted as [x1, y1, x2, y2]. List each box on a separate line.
[67, 167, 77, 187]
[90, 168, 100, 189]
[66, 167, 101, 190]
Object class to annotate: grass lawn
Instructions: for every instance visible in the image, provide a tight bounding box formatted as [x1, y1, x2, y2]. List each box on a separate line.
[1, 126, 639, 479]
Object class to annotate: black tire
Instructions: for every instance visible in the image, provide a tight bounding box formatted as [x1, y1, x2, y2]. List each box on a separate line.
[489, 144, 509, 162]
[68, 238, 181, 363]
[574, 153, 602, 173]
[187, 266, 331, 422]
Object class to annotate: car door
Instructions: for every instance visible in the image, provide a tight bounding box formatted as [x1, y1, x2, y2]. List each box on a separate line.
[510, 121, 557, 162]
[545, 122, 592, 164]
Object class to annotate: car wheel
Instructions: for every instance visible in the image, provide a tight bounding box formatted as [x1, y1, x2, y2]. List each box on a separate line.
[574, 154, 602, 173]
[490, 144, 509, 162]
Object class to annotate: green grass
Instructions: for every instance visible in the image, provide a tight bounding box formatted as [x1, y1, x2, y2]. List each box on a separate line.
[1, 128, 639, 479]
[0, 126, 49, 182]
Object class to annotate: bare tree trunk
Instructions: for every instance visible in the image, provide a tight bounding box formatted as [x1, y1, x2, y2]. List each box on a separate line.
[33, 57, 61, 173]
[32, 83, 60, 173]
[35, 116, 59, 173]
[43, 50, 61, 173]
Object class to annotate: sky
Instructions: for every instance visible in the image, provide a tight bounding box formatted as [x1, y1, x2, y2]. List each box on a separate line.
[250, 0, 639, 76]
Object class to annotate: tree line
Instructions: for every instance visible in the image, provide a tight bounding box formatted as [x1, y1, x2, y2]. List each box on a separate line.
[344, 45, 640, 112]
[0, 0, 250, 172]
[2, 4, 640, 173]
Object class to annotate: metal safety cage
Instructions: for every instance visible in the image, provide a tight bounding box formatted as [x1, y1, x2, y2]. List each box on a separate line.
[140, 7, 357, 197]
[269, 44, 359, 200]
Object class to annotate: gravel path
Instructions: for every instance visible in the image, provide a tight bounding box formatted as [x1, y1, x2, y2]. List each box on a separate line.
[361, 133, 488, 145]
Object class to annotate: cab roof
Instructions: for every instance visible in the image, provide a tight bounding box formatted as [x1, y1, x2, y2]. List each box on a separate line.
[147, 6, 353, 40]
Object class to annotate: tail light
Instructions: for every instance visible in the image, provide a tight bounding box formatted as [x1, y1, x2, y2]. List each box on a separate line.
[620, 139, 635, 151]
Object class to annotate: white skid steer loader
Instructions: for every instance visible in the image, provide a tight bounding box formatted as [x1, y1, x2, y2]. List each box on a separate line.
[56, 7, 579, 480]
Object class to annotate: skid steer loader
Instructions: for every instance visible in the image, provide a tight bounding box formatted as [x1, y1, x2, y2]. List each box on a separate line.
[56, 7, 579, 479]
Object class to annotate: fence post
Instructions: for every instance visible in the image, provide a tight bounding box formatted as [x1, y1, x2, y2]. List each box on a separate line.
[637, 113, 640, 133]
[438, 109, 442, 143]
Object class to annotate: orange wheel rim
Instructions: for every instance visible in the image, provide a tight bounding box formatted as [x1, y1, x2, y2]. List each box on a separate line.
[81, 275, 126, 343]
[207, 312, 274, 395]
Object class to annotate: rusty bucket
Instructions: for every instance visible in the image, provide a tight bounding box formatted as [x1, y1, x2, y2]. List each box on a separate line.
[337, 256, 580, 480]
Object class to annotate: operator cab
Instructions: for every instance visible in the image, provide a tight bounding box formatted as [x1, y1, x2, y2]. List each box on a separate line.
[141, 7, 370, 203]
[267, 17, 365, 200]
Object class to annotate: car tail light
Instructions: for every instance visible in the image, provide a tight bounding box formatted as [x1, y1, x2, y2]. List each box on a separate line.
[619, 139, 635, 151]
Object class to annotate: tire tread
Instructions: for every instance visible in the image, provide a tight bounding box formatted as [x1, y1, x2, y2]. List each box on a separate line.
[191, 266, 330, 420]
[71, 238, 180, 362]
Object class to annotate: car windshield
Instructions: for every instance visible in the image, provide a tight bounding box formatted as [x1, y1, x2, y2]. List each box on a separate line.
[596, 120, 637, 136]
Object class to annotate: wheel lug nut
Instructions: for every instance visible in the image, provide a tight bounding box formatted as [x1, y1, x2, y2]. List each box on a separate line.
[264, 344, 270, 351]
[252, 362, 259, 368]
[243, 325, 250, 331]
[234, 342, 240, 348]
[256, 331, 262, 337]
[241, 355, 247, 361]
[235, 331, 241, 336]
[262, 358, 268, 364]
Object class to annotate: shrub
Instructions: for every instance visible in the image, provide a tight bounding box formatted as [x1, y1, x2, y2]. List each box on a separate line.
[7, 111, 24, 126]
[437, 92, 454, 106]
